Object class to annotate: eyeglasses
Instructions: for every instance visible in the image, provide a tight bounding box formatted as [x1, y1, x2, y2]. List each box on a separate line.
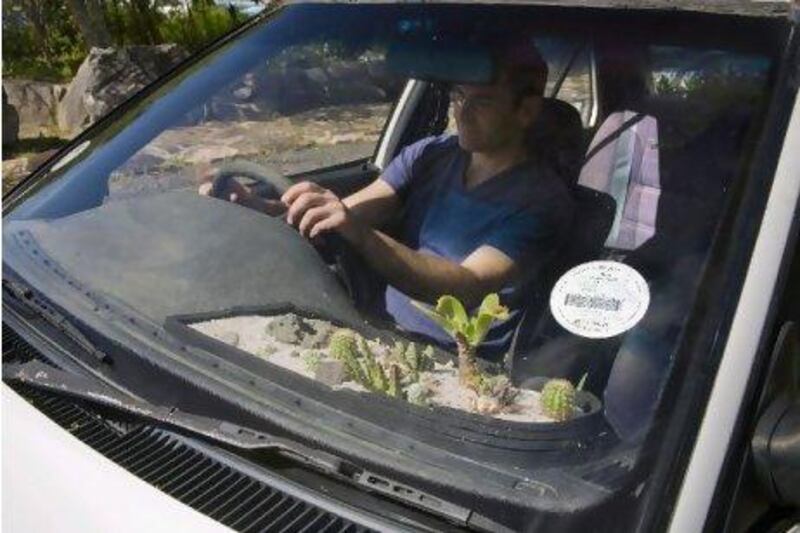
[449, 87, 504, 112]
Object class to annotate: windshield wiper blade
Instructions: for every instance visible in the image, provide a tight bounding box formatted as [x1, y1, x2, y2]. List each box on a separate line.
[4, 360, 501, 530]
[3, 278, 110, 365]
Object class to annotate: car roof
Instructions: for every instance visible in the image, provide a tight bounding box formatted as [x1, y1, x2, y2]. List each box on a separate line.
[282, 0, 794, 19]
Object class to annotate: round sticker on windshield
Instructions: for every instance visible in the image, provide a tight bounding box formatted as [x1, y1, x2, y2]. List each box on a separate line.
[549, 261, 649, 339]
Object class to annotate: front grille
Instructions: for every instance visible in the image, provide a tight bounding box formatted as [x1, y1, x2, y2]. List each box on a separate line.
[12, 384, 375, 533]
[3, 317, 382, 533]
[2, 323, 55, 367]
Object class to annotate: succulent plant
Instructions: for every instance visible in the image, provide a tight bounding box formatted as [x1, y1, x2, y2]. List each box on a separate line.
[328, 329, 366, 384]
[387, 364, 403, 399]
[356, 337, 388, 392]
[302, 351, 322, 374]
[389, 340, 435, 383]
[540, 378, 578, 422]
[405, 382, 432, 406]
[412, 293, 509, 391]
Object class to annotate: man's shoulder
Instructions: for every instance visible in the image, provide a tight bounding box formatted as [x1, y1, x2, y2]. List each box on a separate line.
[406, 133, 459, 160]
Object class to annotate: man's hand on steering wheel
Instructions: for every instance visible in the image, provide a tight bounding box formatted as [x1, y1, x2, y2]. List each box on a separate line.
[282, 181, 364, 244]
[198, 166, 286, 217]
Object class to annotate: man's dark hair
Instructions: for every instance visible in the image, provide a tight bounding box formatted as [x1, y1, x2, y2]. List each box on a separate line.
[493, 39, 549, 104]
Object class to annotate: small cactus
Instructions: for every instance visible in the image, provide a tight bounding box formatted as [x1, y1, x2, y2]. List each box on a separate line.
[357, 337, 388, 392]
[388, 340, 435, 383]
[405, 382, 432, 406]
[328, 329, 366, 384]
[302, 351, 322, 374]
[540, 378, 578, 422]
[387, 364, 403, 399]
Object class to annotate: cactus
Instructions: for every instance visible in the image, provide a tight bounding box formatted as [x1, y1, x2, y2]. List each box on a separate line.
[412, 293, 509, 391]
[302, 351, 322, 374]
[387, 364, 403, 399]
[540, 378, 577, 422]
[405, 382, 432, 406]
[328, 329, 366, 384]
[389, 340, 435, 383]
[357, 337, 388, 392]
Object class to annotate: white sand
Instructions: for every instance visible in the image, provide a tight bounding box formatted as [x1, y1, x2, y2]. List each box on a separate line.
[191, 314, 555, 423]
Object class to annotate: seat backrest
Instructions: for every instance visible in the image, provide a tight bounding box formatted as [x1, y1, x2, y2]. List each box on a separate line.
[578, 110, 661, 251]
[529, 98, 585, 185]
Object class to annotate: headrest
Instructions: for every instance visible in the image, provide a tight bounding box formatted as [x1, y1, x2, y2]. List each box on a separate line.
[529, 98, 585, 185]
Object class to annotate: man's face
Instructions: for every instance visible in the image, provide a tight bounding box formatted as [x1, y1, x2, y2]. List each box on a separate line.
[450, 80, 541, 154]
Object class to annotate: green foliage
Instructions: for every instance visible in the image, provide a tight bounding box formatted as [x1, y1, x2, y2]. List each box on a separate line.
[540, 378, 577, 422]
[302, 350, 322, 374]
[3, 1, 245, 81]
[327, 329, 435, 400]
[3, 1, 85, 81]
[412, 293, 510, 348]
[328, 329, 366, 384]
[389, 340, 435, 382]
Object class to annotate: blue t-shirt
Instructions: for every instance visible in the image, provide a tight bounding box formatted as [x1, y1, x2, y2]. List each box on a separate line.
[380, 134, 574, 359]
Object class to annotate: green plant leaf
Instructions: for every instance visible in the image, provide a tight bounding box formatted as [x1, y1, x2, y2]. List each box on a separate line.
[469, 313, 495, 346]
[435, 296, 469, 329]
[478, 293, 510, 320]
[410, 297, 469, 338]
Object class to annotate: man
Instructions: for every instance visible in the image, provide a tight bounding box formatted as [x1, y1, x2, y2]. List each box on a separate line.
[200, 42, 574, 358]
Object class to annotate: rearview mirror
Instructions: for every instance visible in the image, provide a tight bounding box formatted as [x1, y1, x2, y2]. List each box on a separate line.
[386, 40, 494, 84]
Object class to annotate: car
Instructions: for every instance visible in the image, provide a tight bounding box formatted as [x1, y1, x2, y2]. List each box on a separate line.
[3, 0, 799, 531]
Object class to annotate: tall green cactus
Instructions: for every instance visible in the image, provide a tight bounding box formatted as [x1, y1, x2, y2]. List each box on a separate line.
[328, 329, 366, 385]
[328, 329, 407, 398]
[412, 293, 509, 391]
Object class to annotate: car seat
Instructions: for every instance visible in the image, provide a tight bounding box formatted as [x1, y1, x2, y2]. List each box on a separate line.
[509, 95, 761, 440]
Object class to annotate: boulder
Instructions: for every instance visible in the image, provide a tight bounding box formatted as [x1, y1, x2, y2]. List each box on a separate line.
[58, 45, 188, 137]
[3, 80, 64, 138]
[3, 87, 19, 145]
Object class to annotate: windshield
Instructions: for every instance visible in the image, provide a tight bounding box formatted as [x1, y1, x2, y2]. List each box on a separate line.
[3, 3, 786, 530]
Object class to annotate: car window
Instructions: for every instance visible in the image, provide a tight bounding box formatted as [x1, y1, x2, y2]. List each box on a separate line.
[101, 41, 402, 203]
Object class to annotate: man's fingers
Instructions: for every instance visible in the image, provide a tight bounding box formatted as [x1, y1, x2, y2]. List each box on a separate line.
[198, 182, 213, 196]
[282, 181, 322, 205]
[286, 192, 326, 225]
[308, 215, 340, 239]
[298, 205, 332, 237]
[230, 192, 239, 203]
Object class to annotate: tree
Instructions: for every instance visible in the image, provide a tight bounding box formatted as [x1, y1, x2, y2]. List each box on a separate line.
[65, 0, 112, 48]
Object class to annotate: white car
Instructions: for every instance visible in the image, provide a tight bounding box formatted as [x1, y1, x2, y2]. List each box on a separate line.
[3, 1, 799, 531]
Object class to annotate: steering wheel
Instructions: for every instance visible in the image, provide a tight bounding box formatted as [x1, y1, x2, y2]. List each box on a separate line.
[209, 160, 372, 309]
[210, 160, 293, 200]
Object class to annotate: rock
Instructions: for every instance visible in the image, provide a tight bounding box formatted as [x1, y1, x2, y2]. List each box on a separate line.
[3, 87, 19, 146]
[180, 145, 239, 165]
[58, 45, 188, 137]
[3, 80, 65, 138]
[298, 320, 335, 350]
[264, 313, 334, 349]
[265, 313, 306, 344]
[2, 157, 29, 193]
[218, 331, 240, 347]
[315, 359, 347, 386]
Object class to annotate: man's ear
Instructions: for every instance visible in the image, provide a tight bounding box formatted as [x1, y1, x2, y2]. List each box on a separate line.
[517, 95, 543, 128]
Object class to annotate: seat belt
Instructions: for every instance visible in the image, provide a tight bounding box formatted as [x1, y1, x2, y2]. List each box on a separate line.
[583, 112, 646, 166]
[604, 117, 639, 247]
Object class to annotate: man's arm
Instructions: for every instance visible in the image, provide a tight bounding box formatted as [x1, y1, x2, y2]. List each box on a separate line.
[281, 180, 518, 308]
[356, 229, 518, 308]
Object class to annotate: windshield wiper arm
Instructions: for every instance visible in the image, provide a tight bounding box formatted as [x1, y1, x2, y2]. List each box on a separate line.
[4, 361, 492, 530]
[3, 278, 110, 366]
